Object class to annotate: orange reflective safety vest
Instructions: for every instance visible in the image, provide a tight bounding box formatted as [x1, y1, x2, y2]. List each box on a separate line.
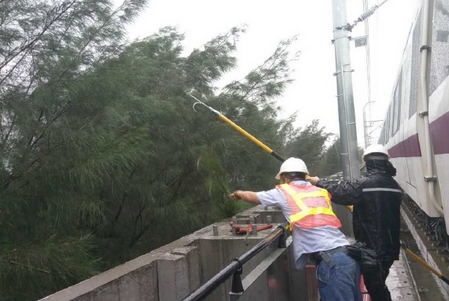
[277, 184, 342, 229]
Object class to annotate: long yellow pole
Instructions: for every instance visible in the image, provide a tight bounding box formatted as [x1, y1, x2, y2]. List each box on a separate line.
[190, 95, 285, 162]
[404, 247, 449, 285]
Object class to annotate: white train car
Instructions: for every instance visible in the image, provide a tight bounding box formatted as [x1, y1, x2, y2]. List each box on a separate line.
[379, 0, 449, 236]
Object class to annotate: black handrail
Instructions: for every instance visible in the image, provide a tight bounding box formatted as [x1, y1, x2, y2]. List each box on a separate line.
[181, 222, 289, 301]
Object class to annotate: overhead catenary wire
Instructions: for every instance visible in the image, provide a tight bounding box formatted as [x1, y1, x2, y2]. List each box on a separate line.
[362, 0, 373, 147]
[345, 0, 390, 31]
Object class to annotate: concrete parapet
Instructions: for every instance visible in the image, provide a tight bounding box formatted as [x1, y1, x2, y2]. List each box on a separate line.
[157, 253, 189, 301]
[38, 205, 297, 301]
[39, 253, 159, 301]
[198, 235, 269, 301]
[237, 246, 291, 301]
[253, 208, 286, 224]
[171, 247, 201, 292]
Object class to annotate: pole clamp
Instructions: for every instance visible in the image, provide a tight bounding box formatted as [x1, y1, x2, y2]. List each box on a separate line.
[419, 45, 431, 52]
[230, 258, 244, 295]
[418, 110, 428, 117]
[424, 176, 437, 182]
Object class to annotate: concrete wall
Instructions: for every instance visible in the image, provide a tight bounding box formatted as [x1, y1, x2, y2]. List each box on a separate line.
[39, 206, 302, 301]
[40, 204, 351, 301]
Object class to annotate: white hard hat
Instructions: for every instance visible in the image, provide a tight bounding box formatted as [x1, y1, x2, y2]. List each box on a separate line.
[275, 157, 309, 179]
[363, 144, 390, 160]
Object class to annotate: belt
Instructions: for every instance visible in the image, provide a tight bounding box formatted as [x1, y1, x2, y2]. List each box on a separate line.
[312, 246, 348, 267]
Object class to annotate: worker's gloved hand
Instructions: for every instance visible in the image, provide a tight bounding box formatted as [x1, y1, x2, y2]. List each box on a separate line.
[307, 176, 320, 185]
[346, 205, 354, 213]
[228, 190, 241, 201]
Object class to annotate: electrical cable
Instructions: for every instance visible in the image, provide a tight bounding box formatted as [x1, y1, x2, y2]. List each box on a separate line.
[346, 0, 390, 31]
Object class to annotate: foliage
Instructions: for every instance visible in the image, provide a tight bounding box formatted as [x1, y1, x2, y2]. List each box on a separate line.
[282, 119, 332, 175]
[0, 1, 342, 300]
[0, 0, 148, 299]
[320, 136, 343, 177]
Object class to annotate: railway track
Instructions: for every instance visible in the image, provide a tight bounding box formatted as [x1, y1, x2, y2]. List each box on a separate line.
[401, 195, 449, 299]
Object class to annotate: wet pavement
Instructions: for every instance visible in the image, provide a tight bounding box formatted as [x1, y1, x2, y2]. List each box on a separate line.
[386, 249, 421, 301]
[367, 206, 449, 301]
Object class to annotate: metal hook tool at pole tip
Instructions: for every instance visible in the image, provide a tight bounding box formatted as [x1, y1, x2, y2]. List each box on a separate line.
[189, 94, 204, 112]
[189, 94, 220, 115]
[188, 93, 286, 162]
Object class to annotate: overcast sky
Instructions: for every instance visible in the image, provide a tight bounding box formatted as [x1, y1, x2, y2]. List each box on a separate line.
[114, 0, 419, 147]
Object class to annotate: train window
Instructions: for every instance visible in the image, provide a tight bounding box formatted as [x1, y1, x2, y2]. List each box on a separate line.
[389, 104, 394, 139]
[436, 30, 449, 42]
[379, 127, 385, 144]
[393, 73, 402, 135]
[391, 95, 397, 137]
[385, 105, 392, 139]
[409, 14, 420, 118]
[430, 28, 449, 94]
[397, 90, 402, 133]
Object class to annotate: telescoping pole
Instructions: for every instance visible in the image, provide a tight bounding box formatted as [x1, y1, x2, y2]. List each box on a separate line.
[402, 245, 449, 285]
[190, 94, 286, 162]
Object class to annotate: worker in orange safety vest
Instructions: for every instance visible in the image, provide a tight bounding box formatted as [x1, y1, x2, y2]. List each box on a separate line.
[228, 157, 362, 301]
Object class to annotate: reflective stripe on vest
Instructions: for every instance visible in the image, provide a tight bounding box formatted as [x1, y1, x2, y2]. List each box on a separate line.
[277, 184, 342, 229]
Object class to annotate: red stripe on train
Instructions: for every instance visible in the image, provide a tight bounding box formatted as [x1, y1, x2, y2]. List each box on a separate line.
[430, 111, 449, 155]
[387, 111, 449, 158]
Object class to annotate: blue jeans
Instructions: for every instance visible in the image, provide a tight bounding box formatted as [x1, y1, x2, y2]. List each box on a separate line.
[316, 251, 362, 301]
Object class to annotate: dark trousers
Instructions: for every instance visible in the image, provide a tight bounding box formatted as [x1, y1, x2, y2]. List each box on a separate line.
[362, 256, 395, 301]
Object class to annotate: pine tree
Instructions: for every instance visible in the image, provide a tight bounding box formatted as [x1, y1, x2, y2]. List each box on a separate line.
[0, 2, 328, 299]
[282, 120, 331, 174]
[0, 0, 148, 299]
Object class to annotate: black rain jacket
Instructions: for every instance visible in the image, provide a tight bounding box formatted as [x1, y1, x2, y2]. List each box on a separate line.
[317, 159, 403, 260]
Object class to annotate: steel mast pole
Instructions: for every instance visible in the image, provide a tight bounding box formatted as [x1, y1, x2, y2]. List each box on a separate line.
[331, 0, 360, 180]
[362, 0, 373, 148]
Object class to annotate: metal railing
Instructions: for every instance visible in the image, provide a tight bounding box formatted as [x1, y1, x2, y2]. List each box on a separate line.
[181, 222, 289, 301]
